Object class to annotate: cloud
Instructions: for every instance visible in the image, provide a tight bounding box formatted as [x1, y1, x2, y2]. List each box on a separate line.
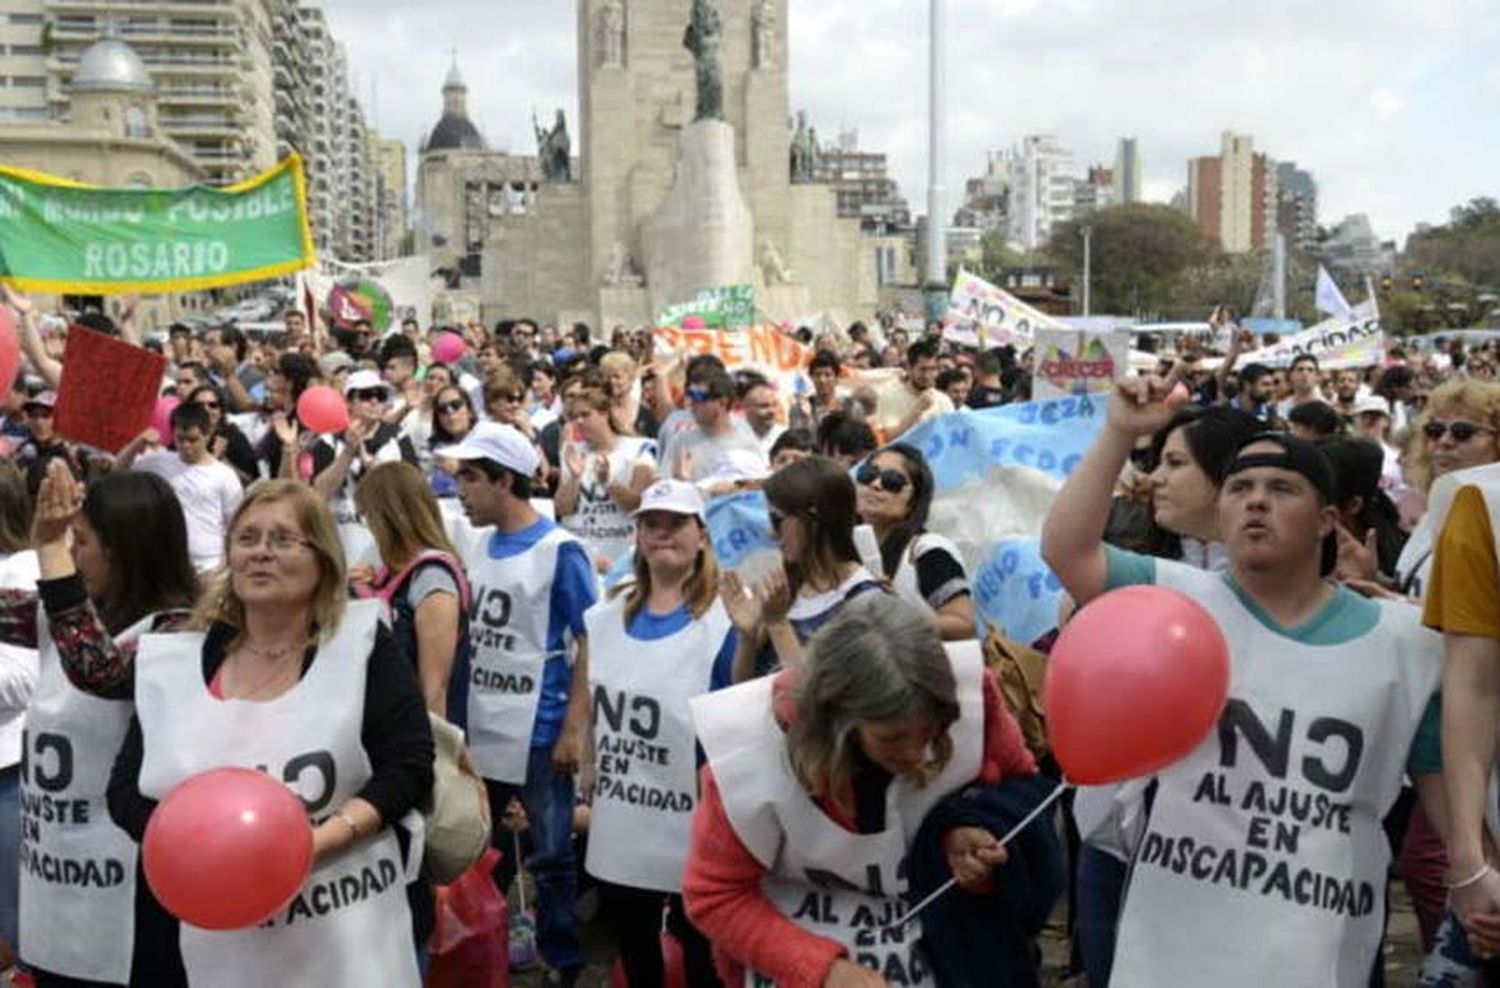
[321, 0, 1498, 244]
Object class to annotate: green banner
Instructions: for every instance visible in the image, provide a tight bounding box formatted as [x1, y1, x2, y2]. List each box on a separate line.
[657, 284, 756, 329]
[0, 155, 315, 294]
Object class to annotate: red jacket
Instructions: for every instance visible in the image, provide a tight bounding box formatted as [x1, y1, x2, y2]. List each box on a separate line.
[682, 668, 1037, 988]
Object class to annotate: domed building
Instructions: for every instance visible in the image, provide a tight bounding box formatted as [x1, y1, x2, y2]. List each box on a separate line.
[0, 28, 205, 328]
[414, 55, 547, 312]
[0, 28, 201, 189]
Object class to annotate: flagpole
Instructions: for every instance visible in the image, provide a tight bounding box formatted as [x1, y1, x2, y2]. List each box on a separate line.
[923, 0, 948, 321]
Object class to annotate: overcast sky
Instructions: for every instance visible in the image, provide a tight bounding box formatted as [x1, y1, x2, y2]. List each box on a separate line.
[322, 0, 1499, 247]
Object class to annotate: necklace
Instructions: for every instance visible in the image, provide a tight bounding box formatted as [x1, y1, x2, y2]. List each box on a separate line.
[224, 635, 310, 700]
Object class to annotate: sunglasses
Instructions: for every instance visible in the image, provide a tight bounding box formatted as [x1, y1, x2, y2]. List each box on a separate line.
[856, 462, 910, 494]
[1423, 420, 1493, 442]
[436, 399, 468, 415]
[494, 391, 524, 403]
[685, 386, 714, 403]
[196, 400, 221, 410]
[767, 508, 789, 529]
[22, 405, 53, 418]
[349, 388, 387, 403]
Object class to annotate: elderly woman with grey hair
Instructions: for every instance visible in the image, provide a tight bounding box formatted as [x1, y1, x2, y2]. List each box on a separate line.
[682, 596, 1038, 987]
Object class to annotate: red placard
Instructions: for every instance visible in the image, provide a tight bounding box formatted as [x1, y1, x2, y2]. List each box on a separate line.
[54, 326, 167, 453]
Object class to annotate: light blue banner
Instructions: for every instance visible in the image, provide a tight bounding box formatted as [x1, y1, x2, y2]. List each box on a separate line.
[610, 396, 1104, 643]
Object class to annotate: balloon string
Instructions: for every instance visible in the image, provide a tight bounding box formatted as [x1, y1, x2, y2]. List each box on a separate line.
[896, 779, 1074, 929]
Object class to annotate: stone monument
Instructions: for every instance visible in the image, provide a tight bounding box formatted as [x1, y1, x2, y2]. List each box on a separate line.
[480, 0, 874, 330]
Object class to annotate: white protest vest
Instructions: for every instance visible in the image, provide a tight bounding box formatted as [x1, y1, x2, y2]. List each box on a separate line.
[560, 437, 655, 567]
[583, 594, 730, 892]
[1110, 562, 1441, 988]
[852, 528, 964, 619]
[18, 612, 157, 984]
[0, 550, 40, 768]
[466, 524, 580, 783]
[691, 641, 986, 988]
[323, 433, 405, 568]
[134, 601, 420, 988]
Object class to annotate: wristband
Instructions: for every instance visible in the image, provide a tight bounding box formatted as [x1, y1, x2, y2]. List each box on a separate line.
[1448, 863, 1492, 891]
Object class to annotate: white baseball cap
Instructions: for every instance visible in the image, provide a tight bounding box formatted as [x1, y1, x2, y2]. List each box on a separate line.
[435, 421, 540, 477]
[343, 368, 390, 396]
[632, 479, 706, 521]
[1351, 395, 1391, 418]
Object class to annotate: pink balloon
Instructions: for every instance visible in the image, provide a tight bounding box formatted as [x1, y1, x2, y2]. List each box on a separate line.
[681, 315, 707, 330]
[143, 767, 313, 930]
[0, 308, 18, 394]
[151, 396, 181, 440]
[296, 384, 349, 434]
[431, 331, 467, 364]
[1044, 585, 1230, 785]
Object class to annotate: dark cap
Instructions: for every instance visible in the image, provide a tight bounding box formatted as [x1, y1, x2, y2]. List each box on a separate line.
[1221, 432, 1336, 504]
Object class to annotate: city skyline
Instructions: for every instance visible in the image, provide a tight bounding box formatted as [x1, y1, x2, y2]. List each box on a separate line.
[322, 0, 1497, 247]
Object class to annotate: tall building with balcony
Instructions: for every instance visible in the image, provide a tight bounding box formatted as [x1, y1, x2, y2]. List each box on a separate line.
[1275, 161, 1318, 254]
[808, 128, 911, 236]
[1112, 137, 1141, 205]
[369, 131, 409, 259]
[38, 0, 275, 185]
[1187, 131, 1277, 253]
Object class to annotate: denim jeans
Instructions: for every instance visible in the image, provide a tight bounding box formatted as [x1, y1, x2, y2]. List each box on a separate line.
[0, 765, 19, 954]
[1416, 910, 1496, 987]
[1075, 843, 1128, 988]
[485, 746, 585, 972]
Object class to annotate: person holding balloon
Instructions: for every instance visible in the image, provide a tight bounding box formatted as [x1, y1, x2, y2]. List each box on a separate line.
[102, 479, 435, 987]
[1040, 373, 1445, 987]
[683, 594, 1037, 987]
[4, 462, 198, 987]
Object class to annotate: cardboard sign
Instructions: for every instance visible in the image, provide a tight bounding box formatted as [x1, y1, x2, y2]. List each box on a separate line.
[54, 326, 166, 452]
[1032, 329, 1129, 400]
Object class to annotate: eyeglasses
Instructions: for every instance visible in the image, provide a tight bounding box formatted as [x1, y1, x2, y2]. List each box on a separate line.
[856, 462, 910, 494]
[230, 529, 312, 553]
[22, 405, 53, 418]
[436, 399, 468, 415]
[349, 388, 387, 403]
[1423, 420, 1494, 443]
[767, 508, 789, 529]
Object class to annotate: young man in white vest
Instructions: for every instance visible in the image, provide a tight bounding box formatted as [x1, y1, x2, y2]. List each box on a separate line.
[1041, 374, 1444, 987]
[441, 421, 597, 987]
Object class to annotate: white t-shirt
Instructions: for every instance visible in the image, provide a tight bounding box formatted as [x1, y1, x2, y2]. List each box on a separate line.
[134, 451, 243, 572]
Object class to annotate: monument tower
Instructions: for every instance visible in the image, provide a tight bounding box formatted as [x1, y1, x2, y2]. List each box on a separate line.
[481, 0, 873, 329]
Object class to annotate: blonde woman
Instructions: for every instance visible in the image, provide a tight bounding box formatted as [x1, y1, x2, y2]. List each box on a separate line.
[110, 481, 434, 986]
[556, 385, 657, 571]
[683, 595, 1037, 986]
[583, 480, 735, 987]
[354, 461, 472, 722]
[600, 350, 657, 438]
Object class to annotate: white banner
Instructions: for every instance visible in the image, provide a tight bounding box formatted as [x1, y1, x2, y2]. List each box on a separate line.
[1229, 316, 1385, 370]
[942, 268, 1067, 348]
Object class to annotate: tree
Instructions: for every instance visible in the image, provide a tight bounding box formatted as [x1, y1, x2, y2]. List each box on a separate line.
[978, 230, 1024, 281]
[1046, 204, 1215, 316]
[1404, 197, 1500, 294]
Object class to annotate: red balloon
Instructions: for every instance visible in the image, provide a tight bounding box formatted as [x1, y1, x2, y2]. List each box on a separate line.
[431, 331, 466, 364]
[296, 384, 349, 434]
[143, 767, 313, 930]
[1045, 585, 1229, 785]
[150, 395, 180, 440]
[0, 307, 19, 394]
